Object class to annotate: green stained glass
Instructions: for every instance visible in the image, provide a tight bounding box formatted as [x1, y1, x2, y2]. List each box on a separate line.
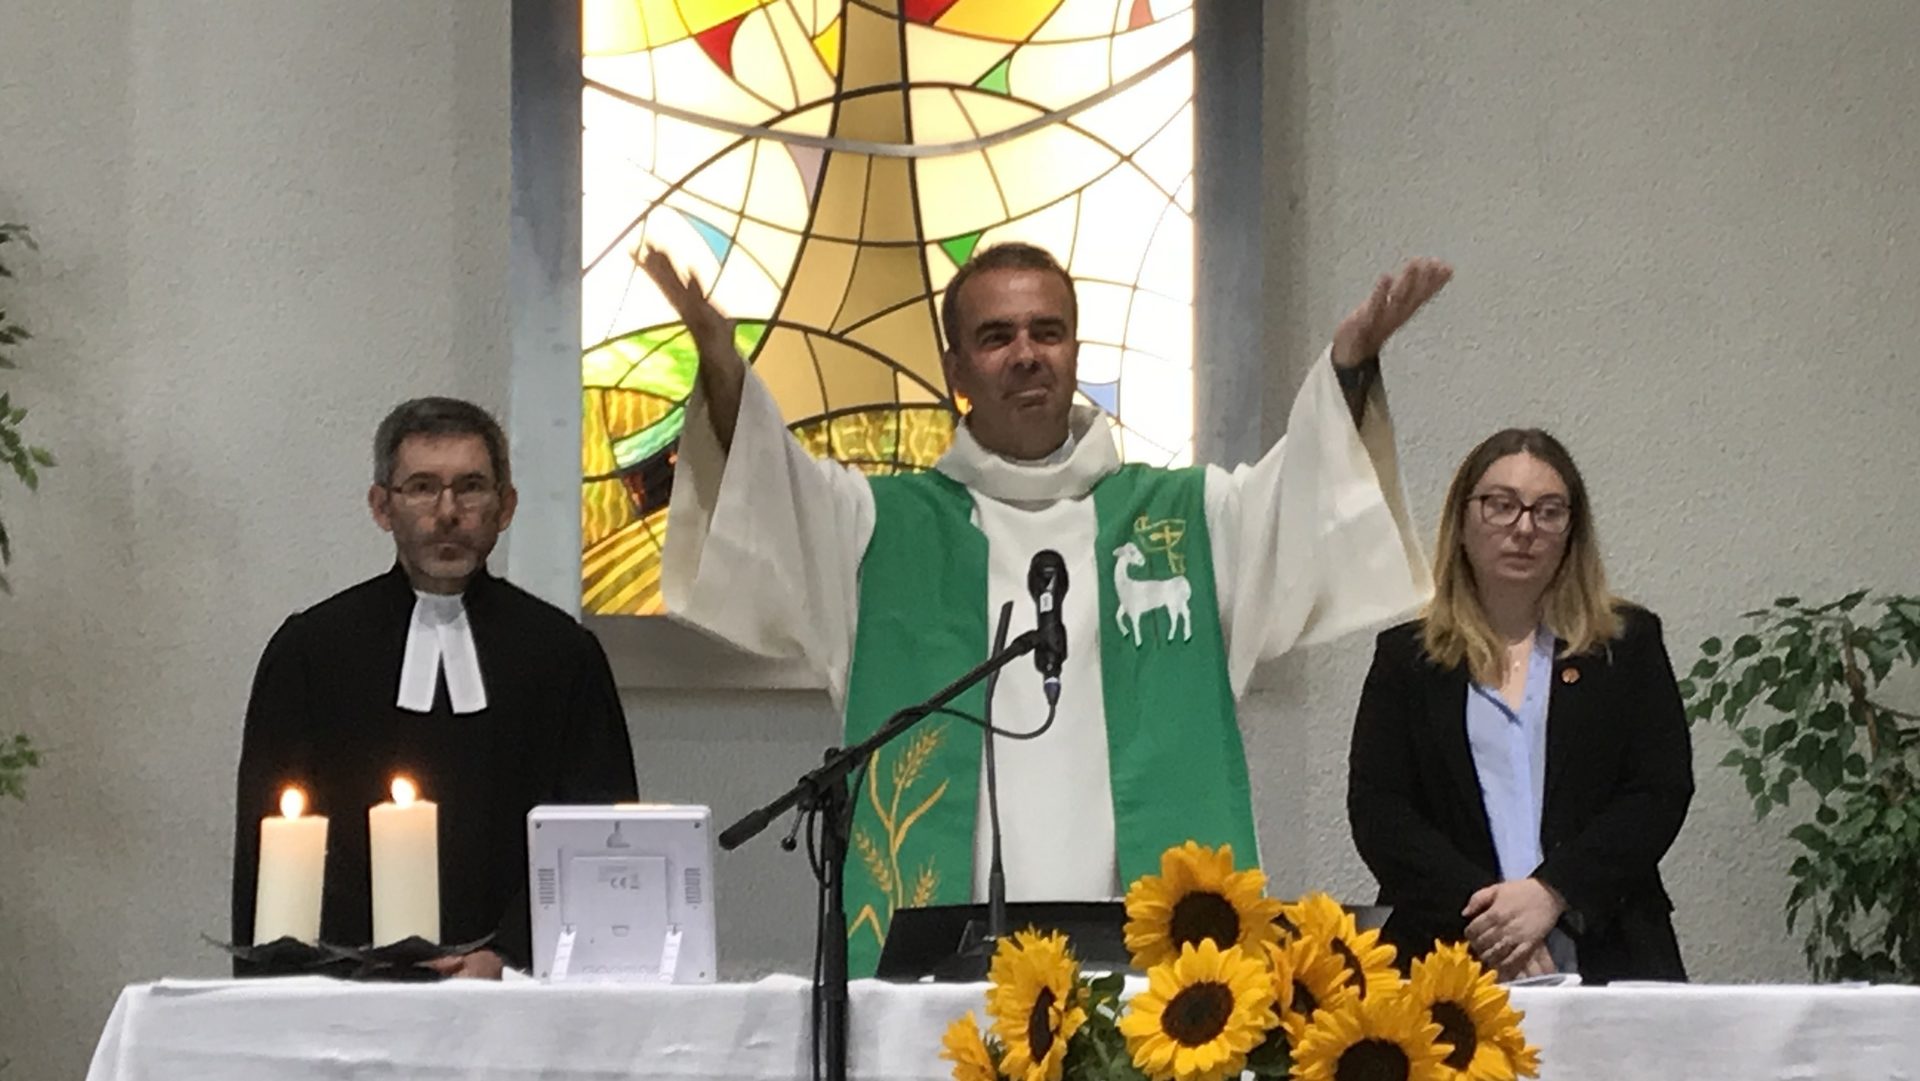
[939, 231, 984, 268]
[975, 56, 1012, 95]
[611, 408, 688, 470]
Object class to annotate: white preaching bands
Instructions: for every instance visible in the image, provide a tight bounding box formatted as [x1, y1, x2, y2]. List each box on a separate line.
[396, 592, 488, 714]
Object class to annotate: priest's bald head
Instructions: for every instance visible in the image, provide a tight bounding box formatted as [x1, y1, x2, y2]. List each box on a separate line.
[368, 397, 519, 595]
[940, 242, 1081, 461]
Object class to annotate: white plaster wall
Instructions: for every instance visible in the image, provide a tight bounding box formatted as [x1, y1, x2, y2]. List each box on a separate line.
[2, 3, 1917, 1078]
[0, 4, 511, 1077]
[1254, 0, 1920, 986]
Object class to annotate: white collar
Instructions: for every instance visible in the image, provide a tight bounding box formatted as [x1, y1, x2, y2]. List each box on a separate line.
[1021, 429, 1078, 466]
[934, 405, 1120, 503]
[397, 590, 488, 714]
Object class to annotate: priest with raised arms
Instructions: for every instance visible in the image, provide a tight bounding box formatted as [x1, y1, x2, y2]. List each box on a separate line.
[230, 398, 639, 978]
[650, 244, 1449, 974]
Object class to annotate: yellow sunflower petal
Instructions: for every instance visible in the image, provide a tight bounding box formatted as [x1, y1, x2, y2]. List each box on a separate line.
[1280, 892, 1355, 941]
[1120, 941, 1279, 1081]
[1291, 988, 1454, 1081]
[986, 929, 1081, 1081]
[1407, 942, 1539, 1080]
[940, 1012, 1000, 1081]
[1275, 931, 1358, 1027]
[1123, 843, 1286, 969]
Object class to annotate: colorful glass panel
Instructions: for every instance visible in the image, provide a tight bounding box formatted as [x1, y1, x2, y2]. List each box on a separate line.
[582, 0, 1194, 614]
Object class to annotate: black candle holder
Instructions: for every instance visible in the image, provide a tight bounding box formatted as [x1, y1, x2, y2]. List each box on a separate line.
[206, 932, 496, 981]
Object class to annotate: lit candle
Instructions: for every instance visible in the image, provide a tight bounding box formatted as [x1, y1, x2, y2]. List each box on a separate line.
[253, 786, 327, 944]
[368, 776, 440, 945]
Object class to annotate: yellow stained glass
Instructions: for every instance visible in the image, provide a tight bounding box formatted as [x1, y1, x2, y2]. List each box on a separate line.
[934, 0, 1063, 42]
[585, 0, 777, 55]
[582, 0, 1195, 614]
[812, 17, 841, 74]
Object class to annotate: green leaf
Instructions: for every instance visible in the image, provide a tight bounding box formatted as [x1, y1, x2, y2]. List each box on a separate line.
[1788, 824, 1829, 851]
[1845, 754, 1867, 778]
[1677, 678, 1698, 700]
[1816, 803, 1839, 825]
[1810, 702, 1847, 732]
[1756, 655, 1783, 682]
[1811, 741, 1845, 797]
[1774, 596, 1802, 608]
[1762, 720, 1797, 755]
[28, 446, 53, 468]
[1837, 589, 1870, 612]
[1770, 780, 1791, 807]
[1701, 637, 1724, 657]
[1245, 1033, 1293, 1078]
[1690, 658, 1720, 680]
[1733, 635, 1764, 659]
[1718, 749, 1748, 769]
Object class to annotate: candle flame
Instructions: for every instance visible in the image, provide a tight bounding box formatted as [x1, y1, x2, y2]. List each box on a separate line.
[391, 776, 418, 806]
[280, 786, 307, 819]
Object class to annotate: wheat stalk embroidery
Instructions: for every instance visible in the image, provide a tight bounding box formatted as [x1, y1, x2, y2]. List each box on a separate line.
[850, 722, 950, 946]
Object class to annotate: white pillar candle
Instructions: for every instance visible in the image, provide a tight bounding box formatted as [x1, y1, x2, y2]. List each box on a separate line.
[253, 786, 327, 944]
[368, 776, 440, 945]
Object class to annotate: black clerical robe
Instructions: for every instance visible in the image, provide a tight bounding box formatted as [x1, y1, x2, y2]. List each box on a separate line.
[230, 565, 638, 969]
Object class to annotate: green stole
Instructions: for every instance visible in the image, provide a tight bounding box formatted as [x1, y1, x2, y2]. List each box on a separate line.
[840, 464, 1258, 976]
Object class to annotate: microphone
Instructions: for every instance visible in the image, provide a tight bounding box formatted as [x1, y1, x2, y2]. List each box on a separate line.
[1026, 550, 1069, 706]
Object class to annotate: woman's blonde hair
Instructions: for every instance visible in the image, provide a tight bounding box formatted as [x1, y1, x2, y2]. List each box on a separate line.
[1421, 428, 1620, 684]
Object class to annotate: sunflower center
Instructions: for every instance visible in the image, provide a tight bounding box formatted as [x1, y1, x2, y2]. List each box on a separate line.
[1430, 1001, 1477, 1070]
[1169, 891, 1242, 950]
[1161, 981, 1235, 1047]
[1273, 910, 1300, 941]
[1333, 1038, 1411, 1081]
[1292, 980, 1319, 1018]
[1026, 987, 1058, 1060]
[1330, 938, 1369, 998]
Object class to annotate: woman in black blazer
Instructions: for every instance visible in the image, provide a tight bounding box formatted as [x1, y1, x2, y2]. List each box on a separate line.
[1347, 428, 1693, 984]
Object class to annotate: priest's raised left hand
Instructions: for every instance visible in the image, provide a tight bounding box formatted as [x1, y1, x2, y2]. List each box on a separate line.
[1332, 257, 1453, 368]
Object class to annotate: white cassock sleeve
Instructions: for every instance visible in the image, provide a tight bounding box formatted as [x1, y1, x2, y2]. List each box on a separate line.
[660, 368, 876, 706]
[1204, 348, 1433, 697]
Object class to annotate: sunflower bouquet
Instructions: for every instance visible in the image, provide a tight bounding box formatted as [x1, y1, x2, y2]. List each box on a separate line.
[941, 842, 1540, 1081]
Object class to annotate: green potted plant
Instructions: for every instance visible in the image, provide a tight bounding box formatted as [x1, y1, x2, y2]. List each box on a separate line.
[1681, 592, 1920, 981]
[1, 221, 53, 802]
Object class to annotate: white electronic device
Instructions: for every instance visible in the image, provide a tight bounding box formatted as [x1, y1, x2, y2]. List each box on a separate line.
[526, 804, 717, 983]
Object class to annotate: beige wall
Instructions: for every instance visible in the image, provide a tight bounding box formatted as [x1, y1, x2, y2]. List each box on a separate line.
[1255, 0, 1920, 984]
[0, 3, 512, 1076]
[2, 3, 1917, 1078]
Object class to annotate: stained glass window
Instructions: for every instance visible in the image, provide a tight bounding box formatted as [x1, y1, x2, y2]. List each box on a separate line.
[581, 0, 1195, 615]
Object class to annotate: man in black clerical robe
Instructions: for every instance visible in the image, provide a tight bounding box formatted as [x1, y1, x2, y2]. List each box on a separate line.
[231, 397, 638, 977]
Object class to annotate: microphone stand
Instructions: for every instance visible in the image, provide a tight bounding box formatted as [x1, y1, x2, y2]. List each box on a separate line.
[931, 602, 1016, 982]
[719, 623, 1043, 1081]
[985, 604, 1013, 947]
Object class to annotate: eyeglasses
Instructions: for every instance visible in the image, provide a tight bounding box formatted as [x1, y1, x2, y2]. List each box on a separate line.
[1470, 492, 1572, 534]
[387, 475, 500, 510]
